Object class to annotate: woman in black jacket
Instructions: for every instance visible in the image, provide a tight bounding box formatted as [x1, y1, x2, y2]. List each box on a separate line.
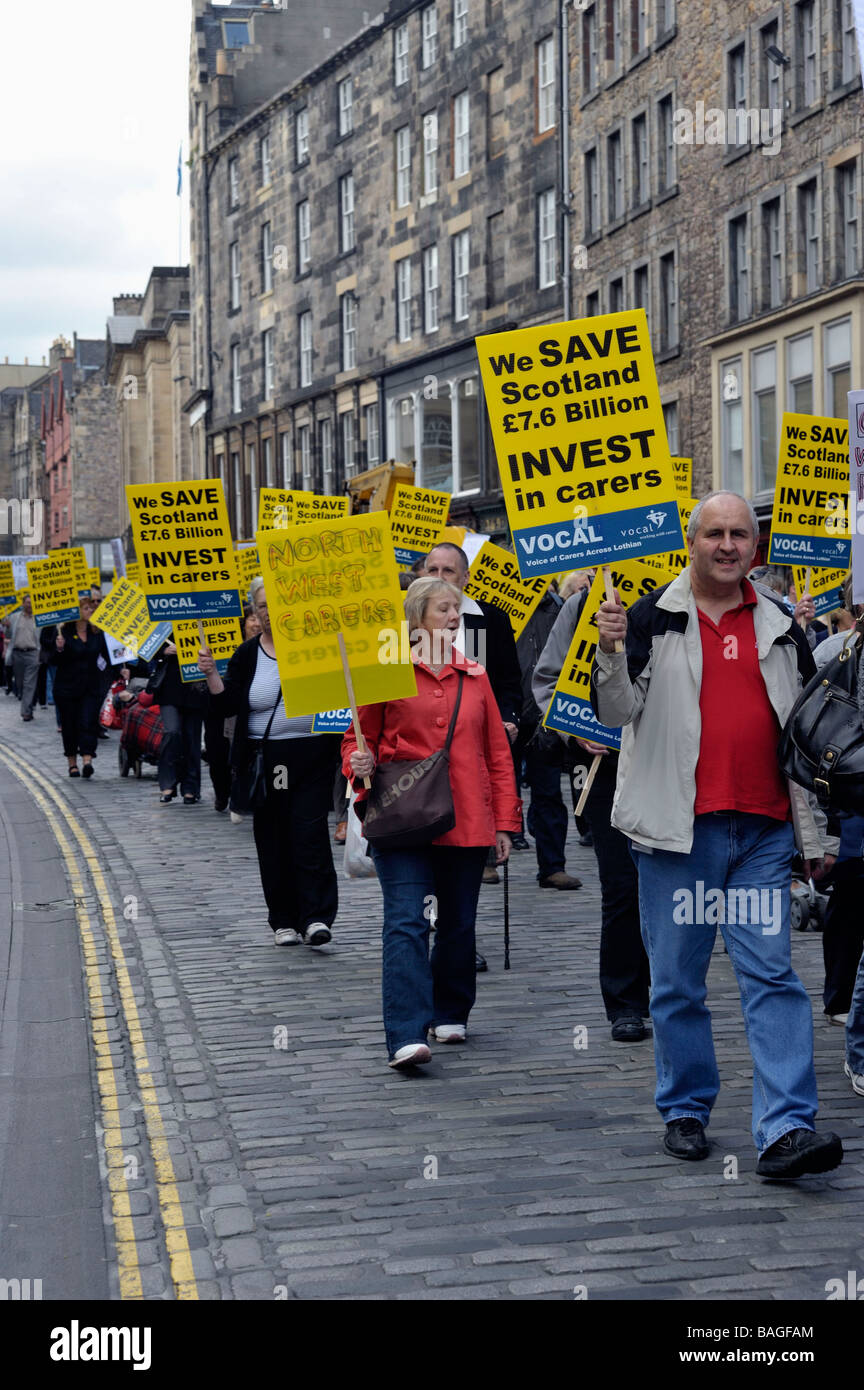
[198, 577, 340, 947]
[51, 596, 109, 777]
[148, 640, 209, 805]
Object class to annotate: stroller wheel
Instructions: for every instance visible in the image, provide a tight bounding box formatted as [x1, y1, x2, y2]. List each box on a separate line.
[135, 758, 143, 779]
[790, 896, 810, 932]
[118, 745, 130, 777]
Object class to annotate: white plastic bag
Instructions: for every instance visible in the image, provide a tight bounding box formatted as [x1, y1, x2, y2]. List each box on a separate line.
[343, 788, 376, 878]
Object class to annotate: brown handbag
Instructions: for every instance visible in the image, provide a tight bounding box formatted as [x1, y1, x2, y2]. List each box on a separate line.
[362, 672, 465, 850]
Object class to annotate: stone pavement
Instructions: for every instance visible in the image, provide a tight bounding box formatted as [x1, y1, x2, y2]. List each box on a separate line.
[1, 695, 863, 1302]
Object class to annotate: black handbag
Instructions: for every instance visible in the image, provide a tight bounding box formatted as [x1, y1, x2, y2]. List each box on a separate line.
[778, 620, 864, 812]
[229, 691, 282, 815]
[362, 672, 465, 850]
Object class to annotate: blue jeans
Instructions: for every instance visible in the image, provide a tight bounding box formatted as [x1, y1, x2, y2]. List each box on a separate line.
[634, 813, 818, 1153]
[370, 845, 487, 1060]
[847, 947, 864, 1077]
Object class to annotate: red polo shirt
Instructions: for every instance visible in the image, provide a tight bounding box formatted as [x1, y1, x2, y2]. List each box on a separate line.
[693, 579, 790, 820]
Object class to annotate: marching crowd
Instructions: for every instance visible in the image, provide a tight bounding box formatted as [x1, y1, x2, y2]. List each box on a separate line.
[3, 489, 863, 1181]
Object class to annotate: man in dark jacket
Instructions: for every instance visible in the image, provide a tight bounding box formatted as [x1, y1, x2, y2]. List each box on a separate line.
[516, 591, 582, 891]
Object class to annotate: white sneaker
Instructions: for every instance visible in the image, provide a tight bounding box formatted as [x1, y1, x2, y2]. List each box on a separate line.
[844, 1060, 864, 1097]
[230, 811, 244, 824]
[826, 1012, 850, 1025]
[303, 923, 332, 946]
[274, 928, 301, 946]
[388, 1044, 432, 1069]
[433, 1024, 467, 1044]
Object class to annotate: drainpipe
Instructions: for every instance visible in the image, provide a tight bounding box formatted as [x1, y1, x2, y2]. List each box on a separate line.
[560, 0, 572, 322]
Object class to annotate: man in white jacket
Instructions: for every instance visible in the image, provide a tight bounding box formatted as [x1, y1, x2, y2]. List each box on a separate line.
[593, 491, 842, 1180]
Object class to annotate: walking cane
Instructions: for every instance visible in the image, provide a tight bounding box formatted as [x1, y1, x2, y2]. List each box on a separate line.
[503, 856, 511, 970]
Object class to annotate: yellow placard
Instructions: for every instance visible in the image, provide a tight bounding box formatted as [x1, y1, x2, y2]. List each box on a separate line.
[85, 567, 101, 590]
[436, 526, 466, 548]
[258, 489, 296, 531]
[255, 510, 416, 716]
[173, 616, 243, 682]
[235, 545, 262, 597]
[768, 414, 851, 567]
[464, 541, 548, 640]
[388, 483, 451, 567]
[791, 564, 849, 618]
[0, 559, 15, 595]
[125, 480, 242, 622]
[293, 493, 350, 524]
[126, 562, 140, 586]
[476, 310, 683, 577]
[91, 577, 172, 662]
[671, 457, 692, 498]
[0, 595, 20, 621]
[26, 553, 83, 627]
[542, 559, 673, 748]
[643, 496, 697, 574]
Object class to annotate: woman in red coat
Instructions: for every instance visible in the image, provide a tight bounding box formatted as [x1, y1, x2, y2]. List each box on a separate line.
[343, 577, 521, 1070]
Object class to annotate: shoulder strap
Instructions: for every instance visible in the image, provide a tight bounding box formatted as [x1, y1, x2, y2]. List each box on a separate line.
[262, 690, 281, 743]
[443, 671, 465, 752]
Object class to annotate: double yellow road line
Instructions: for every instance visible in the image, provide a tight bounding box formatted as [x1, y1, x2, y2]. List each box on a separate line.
[0, 742, 199, 1300]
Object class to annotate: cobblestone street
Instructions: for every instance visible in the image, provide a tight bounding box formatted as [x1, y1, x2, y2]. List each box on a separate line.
[1, 698, 862, 1304]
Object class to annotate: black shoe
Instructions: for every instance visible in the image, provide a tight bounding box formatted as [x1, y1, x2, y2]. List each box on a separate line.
[611, 1014, 648, 1042]
[475, 951, 488, 973]
[756, 1128, 843, 1180]
[510, 833, 530, 850]
[577, 831, 593, 847]
[663, 1118, 709, 1161]
[97, 728, 110, 739]
[159, 792, 175, 804]
[214, 798, 229, 813]
[82, 763, 94, 778]
[68, 766, 81, 777]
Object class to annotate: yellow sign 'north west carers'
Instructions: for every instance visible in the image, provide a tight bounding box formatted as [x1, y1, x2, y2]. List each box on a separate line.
[126, 480, 242, 623]
[255, 510, 416, 716]
[768, 414, 851, 567]
[476, 311, 683, 577]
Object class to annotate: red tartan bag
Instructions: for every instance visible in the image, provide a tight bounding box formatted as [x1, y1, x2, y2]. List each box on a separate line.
[100, 679, 126, 730]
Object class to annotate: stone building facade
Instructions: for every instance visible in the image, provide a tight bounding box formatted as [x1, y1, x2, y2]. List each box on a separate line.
[41, 334, 121, 561]
[106, 270, 193, 531]
[568, 0, 864, 523]
[187, 0, 564, 540]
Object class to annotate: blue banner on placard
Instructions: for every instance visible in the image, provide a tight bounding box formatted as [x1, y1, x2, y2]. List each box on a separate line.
[138, 622, 173, 662]
[811, 588, 845, 618]
[543, 692, 621, 750]
[393, 545, 425, 568]
[34, 604, 80, 629]
[312, 708, 352, 733]
[144, 589, 243, 622]
[768, 533, 851, 566]
[513, 502, 684, 577]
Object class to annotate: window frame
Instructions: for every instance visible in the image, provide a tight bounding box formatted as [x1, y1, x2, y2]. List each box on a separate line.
[297, 199, 311, 275]
[607, 127, 625, 223]
[263, 327, 275, 399]
[421, 5, 439, 68]
[396, 258, 413, 342]
[229, 241, 241, 311]
[299, 311, 313, 388]
[231, 344, 241, 414]
[453, 0, 468, 49]
[295, 108, 309, 165]
[337, 76, 354, 138]
[394, 21, 410, 85]
[261, 221, 273, 294]
[537, 188, 557, 290]
[422, 110, 439, 195]
[631, 111, 650, 208]
[260, 133, 272, 188]
[228, 156, 239, 209]
[341, 291, 357, 371]
[339, 172, 355, 253]
[452, 91, 470, 178]
[536, 35, 556, 134]
[452, 230, 470, 322]
[423, 244, 440, 333]
[395, 125, 412, 207]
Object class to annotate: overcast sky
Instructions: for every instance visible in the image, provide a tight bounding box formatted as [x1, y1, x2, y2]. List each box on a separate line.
[0, 1, 199, 365]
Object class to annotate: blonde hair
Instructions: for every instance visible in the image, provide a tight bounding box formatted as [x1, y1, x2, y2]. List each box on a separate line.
[249, 576, 266, 605]
[404, 577, 462, 633]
